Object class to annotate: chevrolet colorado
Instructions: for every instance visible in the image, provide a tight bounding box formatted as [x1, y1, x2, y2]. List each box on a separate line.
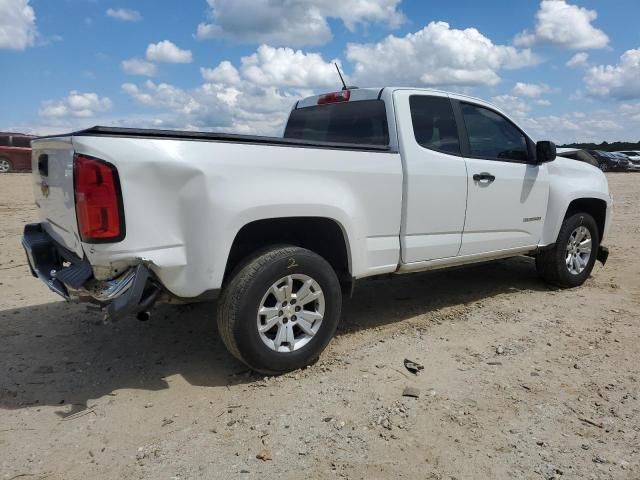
[23, 87, 612, 373]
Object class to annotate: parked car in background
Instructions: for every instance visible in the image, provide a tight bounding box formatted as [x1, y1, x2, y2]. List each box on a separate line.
[609, 152, 632, 171]
[587, 150, 629, 172]
[556, 148, 599, 168]
[0, 132, 34, 173]
[615, 151, 640, 171]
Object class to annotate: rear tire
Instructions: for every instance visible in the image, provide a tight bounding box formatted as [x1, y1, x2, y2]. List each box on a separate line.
[536, 212, 599, 288]
[216, 245, 342, 374]
[0, 158, 11, 173]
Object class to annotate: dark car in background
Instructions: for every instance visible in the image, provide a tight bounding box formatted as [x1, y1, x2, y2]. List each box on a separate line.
[587, 150, 629, 172]
[0, 132, 34, 173]
[615, 151, 640, 171]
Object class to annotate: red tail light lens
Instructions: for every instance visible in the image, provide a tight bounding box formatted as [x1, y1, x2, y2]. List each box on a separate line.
[73, 154, 125, 243]
[317, 90, 351, 105]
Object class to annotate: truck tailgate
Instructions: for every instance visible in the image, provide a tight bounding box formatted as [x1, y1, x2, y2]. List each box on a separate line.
[30, 137, 84, 258]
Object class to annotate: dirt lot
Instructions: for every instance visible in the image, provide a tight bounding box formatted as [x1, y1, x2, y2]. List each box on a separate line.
[1, 173, 638, 480]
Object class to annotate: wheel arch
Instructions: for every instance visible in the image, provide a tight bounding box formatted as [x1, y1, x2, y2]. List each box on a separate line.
[223, 216, 353, 293]
[541, 189, 610, 247]
[564, 197, 607, 241]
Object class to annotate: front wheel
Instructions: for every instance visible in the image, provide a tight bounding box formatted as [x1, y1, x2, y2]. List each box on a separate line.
[536, 212, 599, 288]
[599, 163, 608, 172]
[216, 246, 342, 374]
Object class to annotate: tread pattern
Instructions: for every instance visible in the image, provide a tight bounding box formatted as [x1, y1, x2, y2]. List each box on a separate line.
[216, 245, 333, 373]
[535, 246, 562, 286]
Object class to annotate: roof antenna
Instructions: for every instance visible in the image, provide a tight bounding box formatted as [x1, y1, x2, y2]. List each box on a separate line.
[334, 62, 349, 91]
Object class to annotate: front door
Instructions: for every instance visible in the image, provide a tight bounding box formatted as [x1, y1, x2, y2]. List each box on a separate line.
[456, 101, 549, 256]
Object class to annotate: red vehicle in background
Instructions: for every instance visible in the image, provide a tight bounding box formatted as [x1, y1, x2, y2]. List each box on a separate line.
[0, 132, 35, 173]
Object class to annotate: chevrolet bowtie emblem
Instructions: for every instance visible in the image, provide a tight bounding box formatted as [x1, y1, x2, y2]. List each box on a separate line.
[41, 182, 50, 198]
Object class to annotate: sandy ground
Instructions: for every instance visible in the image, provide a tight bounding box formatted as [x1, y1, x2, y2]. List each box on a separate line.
[1, 172, 639, 480]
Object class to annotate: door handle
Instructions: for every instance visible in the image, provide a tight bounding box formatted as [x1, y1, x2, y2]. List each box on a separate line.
[473, 172, 495, 183]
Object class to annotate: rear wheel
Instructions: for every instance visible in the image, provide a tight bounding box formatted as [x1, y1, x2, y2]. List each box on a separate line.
[217, 246, 342, 374]
[0, 158, 11, 173]
[536, 212, 599, 288]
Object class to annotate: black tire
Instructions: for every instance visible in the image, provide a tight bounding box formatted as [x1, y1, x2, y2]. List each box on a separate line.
[536, 212, 600, 288]
[0, 157, 12, 174]
[216, 245, 342, 374]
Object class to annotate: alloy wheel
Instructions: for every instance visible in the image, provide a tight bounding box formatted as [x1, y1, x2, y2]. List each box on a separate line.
[256, 274, 325, 353]
[565, 226, 592, 275]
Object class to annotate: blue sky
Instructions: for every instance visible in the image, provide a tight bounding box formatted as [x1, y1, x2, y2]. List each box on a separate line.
[1, 0, 639, 143]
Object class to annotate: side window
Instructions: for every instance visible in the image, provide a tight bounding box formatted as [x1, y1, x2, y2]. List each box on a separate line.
[0, 136, 10, 147]
[461, 103, 529, 162]
[12, 137, 32, 148]
[409, 95, 460, 154]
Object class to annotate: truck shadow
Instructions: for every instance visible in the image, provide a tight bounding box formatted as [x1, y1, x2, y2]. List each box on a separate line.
[0, 256, 548, 411]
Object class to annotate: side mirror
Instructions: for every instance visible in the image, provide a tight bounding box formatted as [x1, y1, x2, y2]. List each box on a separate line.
[536, 140, 556, 164]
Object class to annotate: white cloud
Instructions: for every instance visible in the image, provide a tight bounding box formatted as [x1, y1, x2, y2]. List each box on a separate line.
[106, 8, 142, 22]
[566, 52, 589, 68]
[0, 0, 37, 50]
[40, 91, 112, 118]
[121, 45, 340, 135]
[201, 61, 241, 84]
[490, 95, 531, 119]
[347, 21, 537, 87]
[511, 82, 553, 98]
[121, 58, 157, 76]
[513, 103, 640, 144]
[536, 99, 551, 106]
[196, 0, 404, 46]
[521, 111, 630, 144]
[584, 49, 640, 100]
[514, 1, 608, 50]
[620, 103, 640, 122]
[240, 45, 341, 88]
[146, 40, 192, 64]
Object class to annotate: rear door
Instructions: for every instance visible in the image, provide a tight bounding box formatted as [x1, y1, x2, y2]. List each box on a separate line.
[31, 137, 84, 257]
[394, 90, 468, 262]
[455, 100, 549, 256]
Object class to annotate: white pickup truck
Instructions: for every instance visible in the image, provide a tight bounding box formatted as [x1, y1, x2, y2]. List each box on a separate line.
[23, 87, 612, 373]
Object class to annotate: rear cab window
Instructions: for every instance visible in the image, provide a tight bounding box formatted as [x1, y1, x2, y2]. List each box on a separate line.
[284, 99, 389, 146]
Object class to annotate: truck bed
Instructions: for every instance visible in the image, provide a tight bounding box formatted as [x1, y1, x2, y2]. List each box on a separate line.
[30, 126, 404, 299]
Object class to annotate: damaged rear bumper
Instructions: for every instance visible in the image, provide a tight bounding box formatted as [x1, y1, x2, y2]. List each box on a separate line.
[21, 223, 159, 320]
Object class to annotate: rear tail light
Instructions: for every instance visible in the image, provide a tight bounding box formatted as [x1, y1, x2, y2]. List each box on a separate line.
[73, 154, 125, 243]
[317, 90, 351, 105]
